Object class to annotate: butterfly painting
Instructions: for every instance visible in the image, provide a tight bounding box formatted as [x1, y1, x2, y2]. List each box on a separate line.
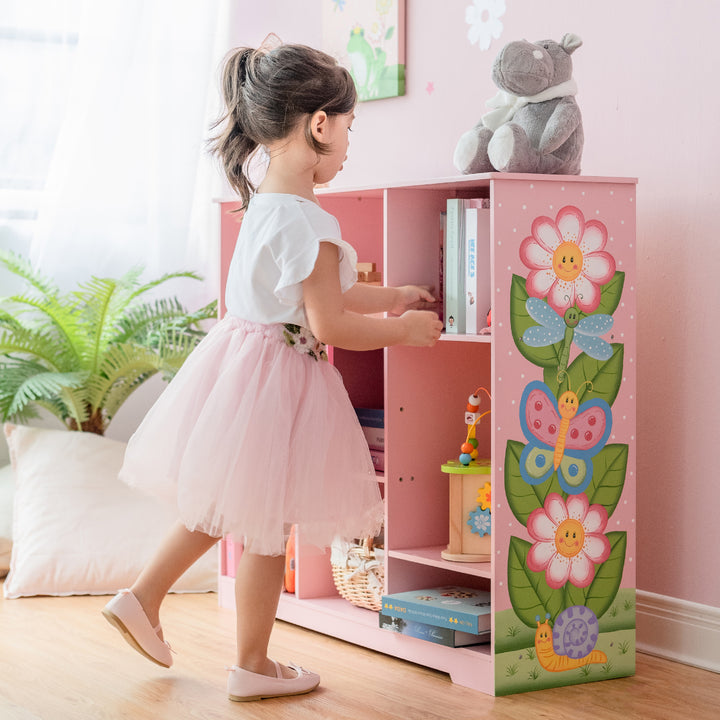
[522, 298, 614, 370]
[519, 380, 612, 495]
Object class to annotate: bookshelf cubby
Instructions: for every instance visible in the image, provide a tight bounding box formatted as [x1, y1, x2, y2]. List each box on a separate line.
[215, 172, 637, 695]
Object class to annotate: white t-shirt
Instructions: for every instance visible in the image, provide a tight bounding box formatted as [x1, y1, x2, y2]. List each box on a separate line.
[224, 193, 358, 326]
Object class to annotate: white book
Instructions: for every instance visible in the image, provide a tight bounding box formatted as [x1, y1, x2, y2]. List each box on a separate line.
[444, 198, 487, 334]
[444, 199, 464, 333]
[464, 204, 491, 333]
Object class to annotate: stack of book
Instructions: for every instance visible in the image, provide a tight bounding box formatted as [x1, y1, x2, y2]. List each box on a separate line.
[355, 407, 384, 472]
[442, 198, 491, 334]
[380, 585, 491, 647]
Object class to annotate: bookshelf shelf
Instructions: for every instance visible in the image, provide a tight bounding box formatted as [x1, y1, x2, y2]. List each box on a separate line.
[387, 546, 492, 579]
[440, 332, 492, 343]
[216, 172, 637, 696]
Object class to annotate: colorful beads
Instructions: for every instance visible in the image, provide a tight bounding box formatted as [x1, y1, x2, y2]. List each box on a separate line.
[466, 393, 481, 413]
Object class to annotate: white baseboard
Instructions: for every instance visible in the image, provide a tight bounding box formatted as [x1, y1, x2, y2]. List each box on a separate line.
[636, 590, 720, 673]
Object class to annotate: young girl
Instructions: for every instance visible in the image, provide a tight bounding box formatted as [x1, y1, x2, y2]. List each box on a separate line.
[102, 42, 442, 703]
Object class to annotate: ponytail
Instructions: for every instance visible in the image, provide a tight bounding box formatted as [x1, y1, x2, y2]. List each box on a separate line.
[208, 47, 259, 209]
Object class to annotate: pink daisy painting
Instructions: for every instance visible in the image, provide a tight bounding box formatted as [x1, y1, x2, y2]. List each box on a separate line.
[526, 492, 611, 589]
[519, 206, 616, 314]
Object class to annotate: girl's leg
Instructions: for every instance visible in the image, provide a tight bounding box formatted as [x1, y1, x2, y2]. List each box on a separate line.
[130, 520, 220, 630]
[234, 552, 290, 677]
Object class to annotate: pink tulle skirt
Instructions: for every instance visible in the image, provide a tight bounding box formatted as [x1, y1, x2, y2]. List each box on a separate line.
[119, 316, 384, 556]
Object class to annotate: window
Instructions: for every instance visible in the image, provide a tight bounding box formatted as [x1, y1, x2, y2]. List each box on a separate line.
[1, 1, 222, 306]
[0, 1, 83, 268]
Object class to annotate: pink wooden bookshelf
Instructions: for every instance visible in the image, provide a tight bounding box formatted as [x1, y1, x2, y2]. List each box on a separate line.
[215, 173, 637, 695]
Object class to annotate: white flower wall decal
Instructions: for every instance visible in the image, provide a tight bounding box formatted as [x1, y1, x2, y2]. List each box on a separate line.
[465, 0, 506, 50]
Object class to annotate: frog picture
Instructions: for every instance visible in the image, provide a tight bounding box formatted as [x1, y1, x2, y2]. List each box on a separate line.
[323, 0, 406, 102]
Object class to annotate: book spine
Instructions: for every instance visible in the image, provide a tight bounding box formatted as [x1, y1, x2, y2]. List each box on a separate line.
[355, 408, 385, 451]
[379, 614, 458, 647]
[465, 206, 478, 334]
[370, 449, 385, 472]
[379, 614, 489, 647]
[354, 408, 384, 428]
[465, 204, 492, 333]
[444, 199, 465, 333]
[381, 598, 482, 633]
[477, 204, 491, 330]
[438, 211, 446, 330]
[361, 426, 384, 452]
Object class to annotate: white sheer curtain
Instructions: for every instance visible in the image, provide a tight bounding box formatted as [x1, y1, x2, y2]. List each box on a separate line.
[26, 0, 228, 305]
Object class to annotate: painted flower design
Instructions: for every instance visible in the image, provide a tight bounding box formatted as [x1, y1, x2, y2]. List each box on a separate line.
[477, 481, 492, 511]
[520, 206, 616, 314]
[465, 0, 505, 50]
[526, 492, 610, 589]
[468, 506, 491, 536]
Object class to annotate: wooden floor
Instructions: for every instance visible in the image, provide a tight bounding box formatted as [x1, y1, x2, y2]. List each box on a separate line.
[1, 585, 718, 720]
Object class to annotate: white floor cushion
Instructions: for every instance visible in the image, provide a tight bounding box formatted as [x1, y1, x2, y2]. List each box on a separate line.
[3, 423, 217, 598]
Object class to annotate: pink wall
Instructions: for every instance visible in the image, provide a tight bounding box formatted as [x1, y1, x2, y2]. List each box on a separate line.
[228, 0, 720, 609]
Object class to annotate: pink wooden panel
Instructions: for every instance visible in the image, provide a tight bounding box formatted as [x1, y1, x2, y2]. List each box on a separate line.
[384, 187, 450, 289]
[295, 544, 338, 600]
[317, 194, 384, 276]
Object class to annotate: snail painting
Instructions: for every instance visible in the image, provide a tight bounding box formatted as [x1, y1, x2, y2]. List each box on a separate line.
[535, 605, 607, 672]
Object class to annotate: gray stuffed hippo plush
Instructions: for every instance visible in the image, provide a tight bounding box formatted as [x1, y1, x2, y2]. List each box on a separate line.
[453, 34, 583, 175]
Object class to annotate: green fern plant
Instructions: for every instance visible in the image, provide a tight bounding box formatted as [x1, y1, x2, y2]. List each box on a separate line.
[0, 250, 217, 435]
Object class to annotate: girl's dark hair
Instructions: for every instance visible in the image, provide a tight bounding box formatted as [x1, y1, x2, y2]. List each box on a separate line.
[208, 44, 357, 209]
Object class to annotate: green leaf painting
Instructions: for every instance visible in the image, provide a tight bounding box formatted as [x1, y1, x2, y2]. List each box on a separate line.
[505, 439, 563, 524]
[582, 444, 629, 518]
[507, 536, 565, 627]
[507, 532, 627, 627]
[595, 272, 625, 316]
[510, 274, 561, 368]
[544, 344, 624, 405]
[582, 532, 627, 620]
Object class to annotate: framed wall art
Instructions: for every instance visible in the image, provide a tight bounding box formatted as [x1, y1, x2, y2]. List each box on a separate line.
[322, 0, 406, 102]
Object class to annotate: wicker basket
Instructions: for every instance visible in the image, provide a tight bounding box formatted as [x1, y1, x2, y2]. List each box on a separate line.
[331, 537, 385, 612]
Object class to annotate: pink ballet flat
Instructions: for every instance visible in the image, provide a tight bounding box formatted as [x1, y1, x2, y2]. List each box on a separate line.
[101, 589, 173, 668]
[226, 661, 320, 702]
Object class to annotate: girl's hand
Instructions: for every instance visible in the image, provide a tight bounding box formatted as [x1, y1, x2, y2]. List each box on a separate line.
[390, 285, 437, 316]
[399, 309, 443, 347]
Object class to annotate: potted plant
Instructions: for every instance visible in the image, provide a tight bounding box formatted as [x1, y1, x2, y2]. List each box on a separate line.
[0, 250, 217, 435]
